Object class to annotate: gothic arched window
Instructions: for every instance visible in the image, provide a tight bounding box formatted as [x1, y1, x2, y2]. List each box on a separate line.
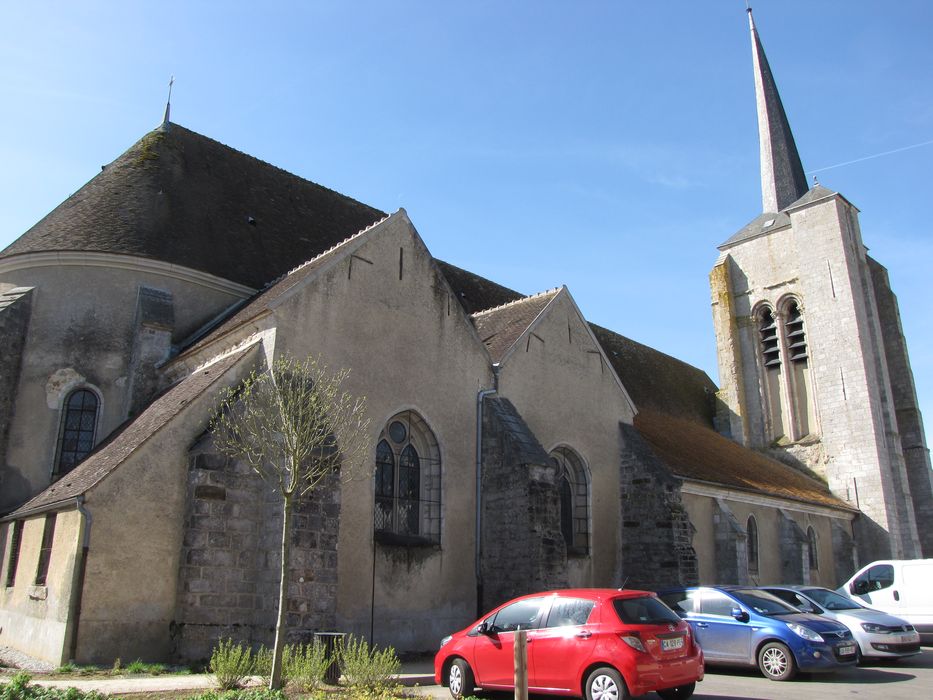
[54, 389, 99, 478]
[551, 446, 590, 555]
[374, 410, 440, 544]
[747, 515, 760, 578]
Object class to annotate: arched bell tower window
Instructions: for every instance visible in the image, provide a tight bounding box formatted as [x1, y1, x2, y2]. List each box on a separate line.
[54, 388, 99, 478]
[756, 298, 815, 443]
[374, 410, 441, 545]
[758, 307, 786, 440]
[746, 515, 760, 578]
[550, 446, 590, 555]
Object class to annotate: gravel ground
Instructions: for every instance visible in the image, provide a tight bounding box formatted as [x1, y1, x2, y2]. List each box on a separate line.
[0, 645, 55, 673]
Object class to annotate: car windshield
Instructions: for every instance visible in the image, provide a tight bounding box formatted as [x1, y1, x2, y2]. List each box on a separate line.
[802, 588, 863, 610]
[730, 589, 799, 616]
[613, 595, 681, 625]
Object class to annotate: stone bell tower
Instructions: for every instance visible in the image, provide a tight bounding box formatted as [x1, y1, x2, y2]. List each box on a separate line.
[709, 8, 932, 565]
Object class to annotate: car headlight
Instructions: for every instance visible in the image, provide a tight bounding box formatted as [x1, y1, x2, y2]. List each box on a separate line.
[786, 622, 824, 642]
[861, 623, 887, 633]
[440, 635, 452, 648]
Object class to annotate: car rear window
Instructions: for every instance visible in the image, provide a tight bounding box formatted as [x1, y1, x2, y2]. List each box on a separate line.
[613, 595, 681, 625]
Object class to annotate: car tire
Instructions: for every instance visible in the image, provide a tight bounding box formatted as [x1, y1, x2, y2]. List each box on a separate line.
[448, 658, 475, 700]
[757, 642, 797, 681]
[585, 666, 629, 700]
[657, 682, 696, 700]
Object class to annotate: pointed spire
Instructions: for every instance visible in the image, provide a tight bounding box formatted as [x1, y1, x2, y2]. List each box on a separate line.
[748, 8, 808, 212]
[162, 76, 174, 128]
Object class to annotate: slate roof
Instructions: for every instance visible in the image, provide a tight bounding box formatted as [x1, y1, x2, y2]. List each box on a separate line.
[633, 410, 853, 511]
[5, 349, 253, 519]
[470, 290, 560, 363]
[435, 260, 524, 314]
[180, 214, 391, 355]
[719, 185, 841, 249]
[590, 324, 717, 426]
[0, 124, 386, 289]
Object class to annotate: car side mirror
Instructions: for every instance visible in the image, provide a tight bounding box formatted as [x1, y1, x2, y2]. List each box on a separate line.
[478, 621, 491, 635]
[731, 607, 749, 623]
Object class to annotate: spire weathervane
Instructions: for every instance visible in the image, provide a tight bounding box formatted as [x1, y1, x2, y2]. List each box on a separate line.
[162, 76, 174, 127]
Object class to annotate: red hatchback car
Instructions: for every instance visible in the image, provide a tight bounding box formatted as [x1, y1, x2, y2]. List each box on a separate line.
[435, 589, 704, 700]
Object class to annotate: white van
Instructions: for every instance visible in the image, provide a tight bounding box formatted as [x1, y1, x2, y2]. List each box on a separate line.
[837, 559, 933, 644]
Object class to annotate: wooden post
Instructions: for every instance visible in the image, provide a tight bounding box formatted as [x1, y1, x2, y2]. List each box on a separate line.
[514, 629, 528, 700]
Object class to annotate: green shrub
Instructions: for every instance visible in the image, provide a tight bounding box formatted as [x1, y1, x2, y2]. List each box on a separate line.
[209, 638, 255, 690]
[54, 664, 78, 674]
[337, 636, 400, 691]
[184, 690, 286, 700]
[0, 672, 107, 700]
[283, 640, 330, 690]
[252, 645, 272, 686]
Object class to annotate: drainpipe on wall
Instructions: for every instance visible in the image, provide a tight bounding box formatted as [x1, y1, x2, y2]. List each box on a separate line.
[67, 496, 92, 663]
[475, 364, 500, 618]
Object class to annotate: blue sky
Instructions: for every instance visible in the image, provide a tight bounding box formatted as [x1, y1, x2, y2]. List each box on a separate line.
[1, 1, 931, 431]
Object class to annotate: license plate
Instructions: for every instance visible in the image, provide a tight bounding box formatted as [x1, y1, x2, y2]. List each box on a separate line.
[838, 645, 856, 656]
[661, 637, 684, 651]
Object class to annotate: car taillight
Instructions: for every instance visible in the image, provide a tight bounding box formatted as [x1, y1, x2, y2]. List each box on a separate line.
[619, 632, 646, 653]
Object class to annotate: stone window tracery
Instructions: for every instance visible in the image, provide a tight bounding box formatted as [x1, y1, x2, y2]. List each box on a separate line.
[551, 446, 590, 555]
[374, 410, 440, 544]
[54, 388, 100, 478]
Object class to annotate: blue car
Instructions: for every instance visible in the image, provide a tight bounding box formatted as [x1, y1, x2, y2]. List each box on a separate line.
[658, 586, 857, 680]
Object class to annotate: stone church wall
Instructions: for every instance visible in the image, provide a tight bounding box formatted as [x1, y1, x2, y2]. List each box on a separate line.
[618, 423, 698, 589]
[173, 443, 340, 661]
[0, 287, 33, 511]
[480, 397, 567, 611]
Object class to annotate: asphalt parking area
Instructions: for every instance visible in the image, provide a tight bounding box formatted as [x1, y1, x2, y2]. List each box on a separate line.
[417, 648, 933, 700]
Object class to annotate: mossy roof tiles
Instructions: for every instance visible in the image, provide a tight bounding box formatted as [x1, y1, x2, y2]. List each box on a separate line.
[470, 290, 560, 363]
[633, 410, 853, 511]
[1, 124, 386, 289]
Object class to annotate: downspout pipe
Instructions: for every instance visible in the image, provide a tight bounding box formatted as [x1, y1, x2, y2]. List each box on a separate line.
[475, 364, 500, 618]
[68, 496, 92, 663]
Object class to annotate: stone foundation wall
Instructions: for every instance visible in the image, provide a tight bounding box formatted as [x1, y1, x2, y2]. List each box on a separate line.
[173, 443, 340, 661]
[0, 287, 33, 512]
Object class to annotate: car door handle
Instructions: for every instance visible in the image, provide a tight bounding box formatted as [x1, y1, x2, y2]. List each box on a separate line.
[576, 631, 592, 639]
[695, 623, 709, 628]
[894, 590, 900, 601]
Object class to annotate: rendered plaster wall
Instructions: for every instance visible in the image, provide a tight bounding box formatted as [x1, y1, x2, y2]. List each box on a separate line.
[70, 354, 255, 664]
[0, 510, 82, 666]
[248, 214, 493, 653]
[496, 292, 634, 589]
[0, 261, 249, 513]
[712, 194, 922, 562]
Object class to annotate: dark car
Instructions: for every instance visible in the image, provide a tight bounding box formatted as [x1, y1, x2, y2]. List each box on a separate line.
[658, 586, 857, 680]
[434, 588, 704, 700]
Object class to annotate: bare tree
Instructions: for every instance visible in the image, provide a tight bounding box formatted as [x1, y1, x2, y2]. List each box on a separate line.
[211, 355, 371, 690]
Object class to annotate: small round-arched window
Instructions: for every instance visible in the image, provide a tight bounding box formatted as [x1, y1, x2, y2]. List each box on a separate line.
[374, 410, 440, 544]
[807, 526, 819, 570]
[747, 515, 760, 577]
[55, 389, 99, 477]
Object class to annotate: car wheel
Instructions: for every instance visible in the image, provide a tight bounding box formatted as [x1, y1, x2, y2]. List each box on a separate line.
[657, 682, 696, 700]
[757, 642, 797, 681]
[585, 666, 629, 700]
[448, 658, 475, 700]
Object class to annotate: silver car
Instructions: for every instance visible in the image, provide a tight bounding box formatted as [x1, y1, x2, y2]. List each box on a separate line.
[763, 585, 920, 662]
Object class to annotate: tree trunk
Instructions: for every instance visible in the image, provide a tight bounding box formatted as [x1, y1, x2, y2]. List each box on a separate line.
[269, 491, 294, 690]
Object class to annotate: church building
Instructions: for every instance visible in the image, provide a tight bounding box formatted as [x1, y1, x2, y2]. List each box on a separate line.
[0, 9, 929, 666]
